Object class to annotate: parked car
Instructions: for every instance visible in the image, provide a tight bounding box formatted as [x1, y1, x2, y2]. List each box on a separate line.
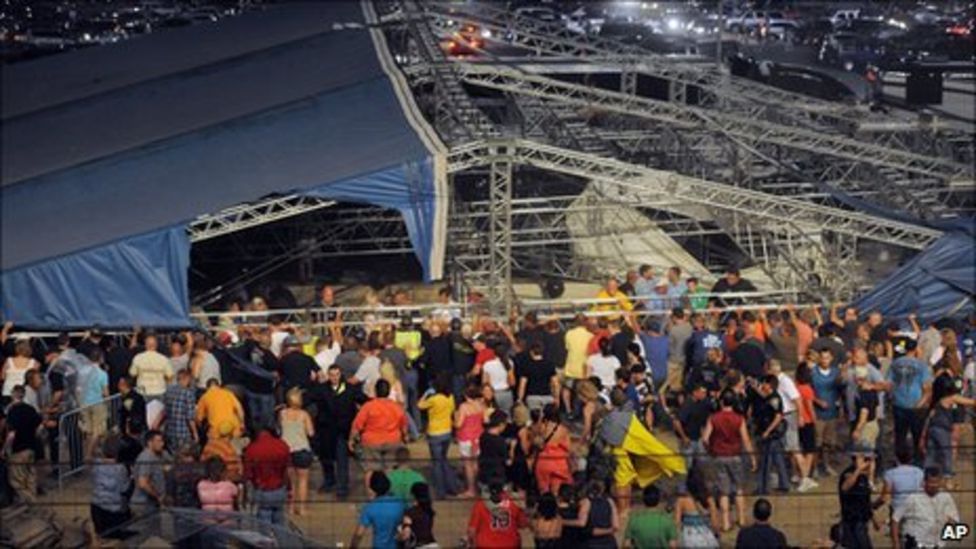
[562, 7, 604, 35]
[726, 11, 797, 34]
[819, 32, 883, 72]
[514, 6, 559, 23]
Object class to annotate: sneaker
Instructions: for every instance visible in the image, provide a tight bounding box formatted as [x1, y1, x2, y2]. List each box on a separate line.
[824, 464, 838, 476]
[797, 477, 819, 492]
[790, 475, 801, 484]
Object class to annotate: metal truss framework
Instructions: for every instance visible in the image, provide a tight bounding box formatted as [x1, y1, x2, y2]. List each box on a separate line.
[447, 141, 947, 300]
[446, 140, 943, 251]
[188, 195, 337, 242]
[420, 0, 860, 127]
[452, 63, 974, 183]
[186, 1, 963, 314]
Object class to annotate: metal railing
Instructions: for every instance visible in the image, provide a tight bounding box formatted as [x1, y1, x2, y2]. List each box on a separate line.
[56, 393, 122, 489]
[188, 289, 807, 329]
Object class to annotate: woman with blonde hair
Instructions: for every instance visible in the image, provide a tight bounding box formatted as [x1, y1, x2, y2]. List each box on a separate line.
[279, 388, 314, 516]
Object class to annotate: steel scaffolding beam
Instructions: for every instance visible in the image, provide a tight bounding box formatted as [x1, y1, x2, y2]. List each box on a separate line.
[452, 63, 974, 182]
[188, 195, 337, 242]
[447, 140, 943, 251]
[486, 158, 514, 315]
[421, 1, 860, 123]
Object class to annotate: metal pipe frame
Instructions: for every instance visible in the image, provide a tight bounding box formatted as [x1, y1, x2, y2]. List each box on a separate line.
[447, 139, 943, 251]
[451, 62, 973, 182]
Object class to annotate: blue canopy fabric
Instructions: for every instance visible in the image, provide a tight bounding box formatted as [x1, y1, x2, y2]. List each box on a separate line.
[1, 1, 447, 328]
[854, 233, 975, 322]
[2, 228, 191, 329]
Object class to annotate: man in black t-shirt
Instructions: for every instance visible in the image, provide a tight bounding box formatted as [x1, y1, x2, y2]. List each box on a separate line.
[730, 331, 767, 381]
[5, 386, 42, 504]
[687, 347, 724, 395]
[118, 376, 147, 435]
[541, 320, 567, 374]
[735, 498, 788, 548]
[478, 411, 511, 488]
[754, 375, 789, 494]
[515, 342, 557, 412]
[838, 451, 875, 548]
[515, 312, 544, 354]
[237, 331, 278, 429]
[675, 383, 714, 468]
[104, 338, 134, 396]
[278, 335, 320, 393]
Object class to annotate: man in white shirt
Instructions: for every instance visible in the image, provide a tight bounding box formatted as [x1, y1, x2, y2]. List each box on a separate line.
[769, 360, 802, 481]
[269, 319, 292, 358]
[129, 334, 173, 400]
[350, 341, 382, 398]
[891, 467, 960, 549]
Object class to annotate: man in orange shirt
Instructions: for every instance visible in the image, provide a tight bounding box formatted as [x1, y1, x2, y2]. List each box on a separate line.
[195, 379, 244, 439]
[349, 379, 408, 469]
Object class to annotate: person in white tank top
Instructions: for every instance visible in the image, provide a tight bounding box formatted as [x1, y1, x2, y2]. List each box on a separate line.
[2, 340, 39, 398]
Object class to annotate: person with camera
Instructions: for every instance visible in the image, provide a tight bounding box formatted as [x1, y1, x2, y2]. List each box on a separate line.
[838, 447, 878, 549]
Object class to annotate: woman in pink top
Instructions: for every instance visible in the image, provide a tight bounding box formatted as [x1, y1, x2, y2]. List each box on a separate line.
[197, 458, 238, 513]
[455, 384, 486, 498]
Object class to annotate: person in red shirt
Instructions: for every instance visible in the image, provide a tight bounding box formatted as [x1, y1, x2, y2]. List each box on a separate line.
[467, 483, 529, 549]
[243, 424, 291, 525]
[350, 379, 408, 469]
[703, 389, 757, 532]
[793, 364, 819, 493]
[472, 335, 497, 378]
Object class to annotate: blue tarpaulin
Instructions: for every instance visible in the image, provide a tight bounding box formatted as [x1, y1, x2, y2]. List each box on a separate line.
[1, 2, 446, 328]
[854, 233, 975, 321]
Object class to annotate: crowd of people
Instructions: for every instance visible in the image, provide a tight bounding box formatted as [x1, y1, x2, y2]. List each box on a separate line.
[0, 267, 974, 548]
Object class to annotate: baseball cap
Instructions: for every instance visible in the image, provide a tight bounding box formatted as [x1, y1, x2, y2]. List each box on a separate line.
[282, 334, 300, 347]
[655, 279, 668, 288]
[892, 337, 917, 357]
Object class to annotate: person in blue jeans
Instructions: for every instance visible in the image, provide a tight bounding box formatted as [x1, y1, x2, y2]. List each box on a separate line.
[887, 338, 932, 465]
[419, 374, 461, 498]
[351, 471, 406, 549]
[754, 374, 789, 494]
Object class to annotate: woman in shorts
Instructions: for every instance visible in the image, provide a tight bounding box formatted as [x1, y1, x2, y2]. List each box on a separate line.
[455, 384, 486, 498]
[280, 388, 314, 516]
[794, 365, 819, 492]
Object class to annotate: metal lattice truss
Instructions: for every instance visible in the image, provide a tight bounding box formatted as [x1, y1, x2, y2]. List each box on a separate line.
[452, 63, 974, 183]
[446, 140, 945, 297]
[188, 195, 337, 242]
[446, 140, 943, 251]
[392, 0, 501, 142]
[420, 1, 864, 126]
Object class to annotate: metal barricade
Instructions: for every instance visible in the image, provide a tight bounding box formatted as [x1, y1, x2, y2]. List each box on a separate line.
[56, 393, 122, 489]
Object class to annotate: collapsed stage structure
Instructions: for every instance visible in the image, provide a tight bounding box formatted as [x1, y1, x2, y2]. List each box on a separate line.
[2, 1, 972, 328]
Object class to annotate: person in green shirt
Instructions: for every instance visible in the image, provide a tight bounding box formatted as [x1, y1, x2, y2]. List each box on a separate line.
[685, 277, 709, 312]
[385, 447, 427, 502]
[625, 485, 678, 549]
